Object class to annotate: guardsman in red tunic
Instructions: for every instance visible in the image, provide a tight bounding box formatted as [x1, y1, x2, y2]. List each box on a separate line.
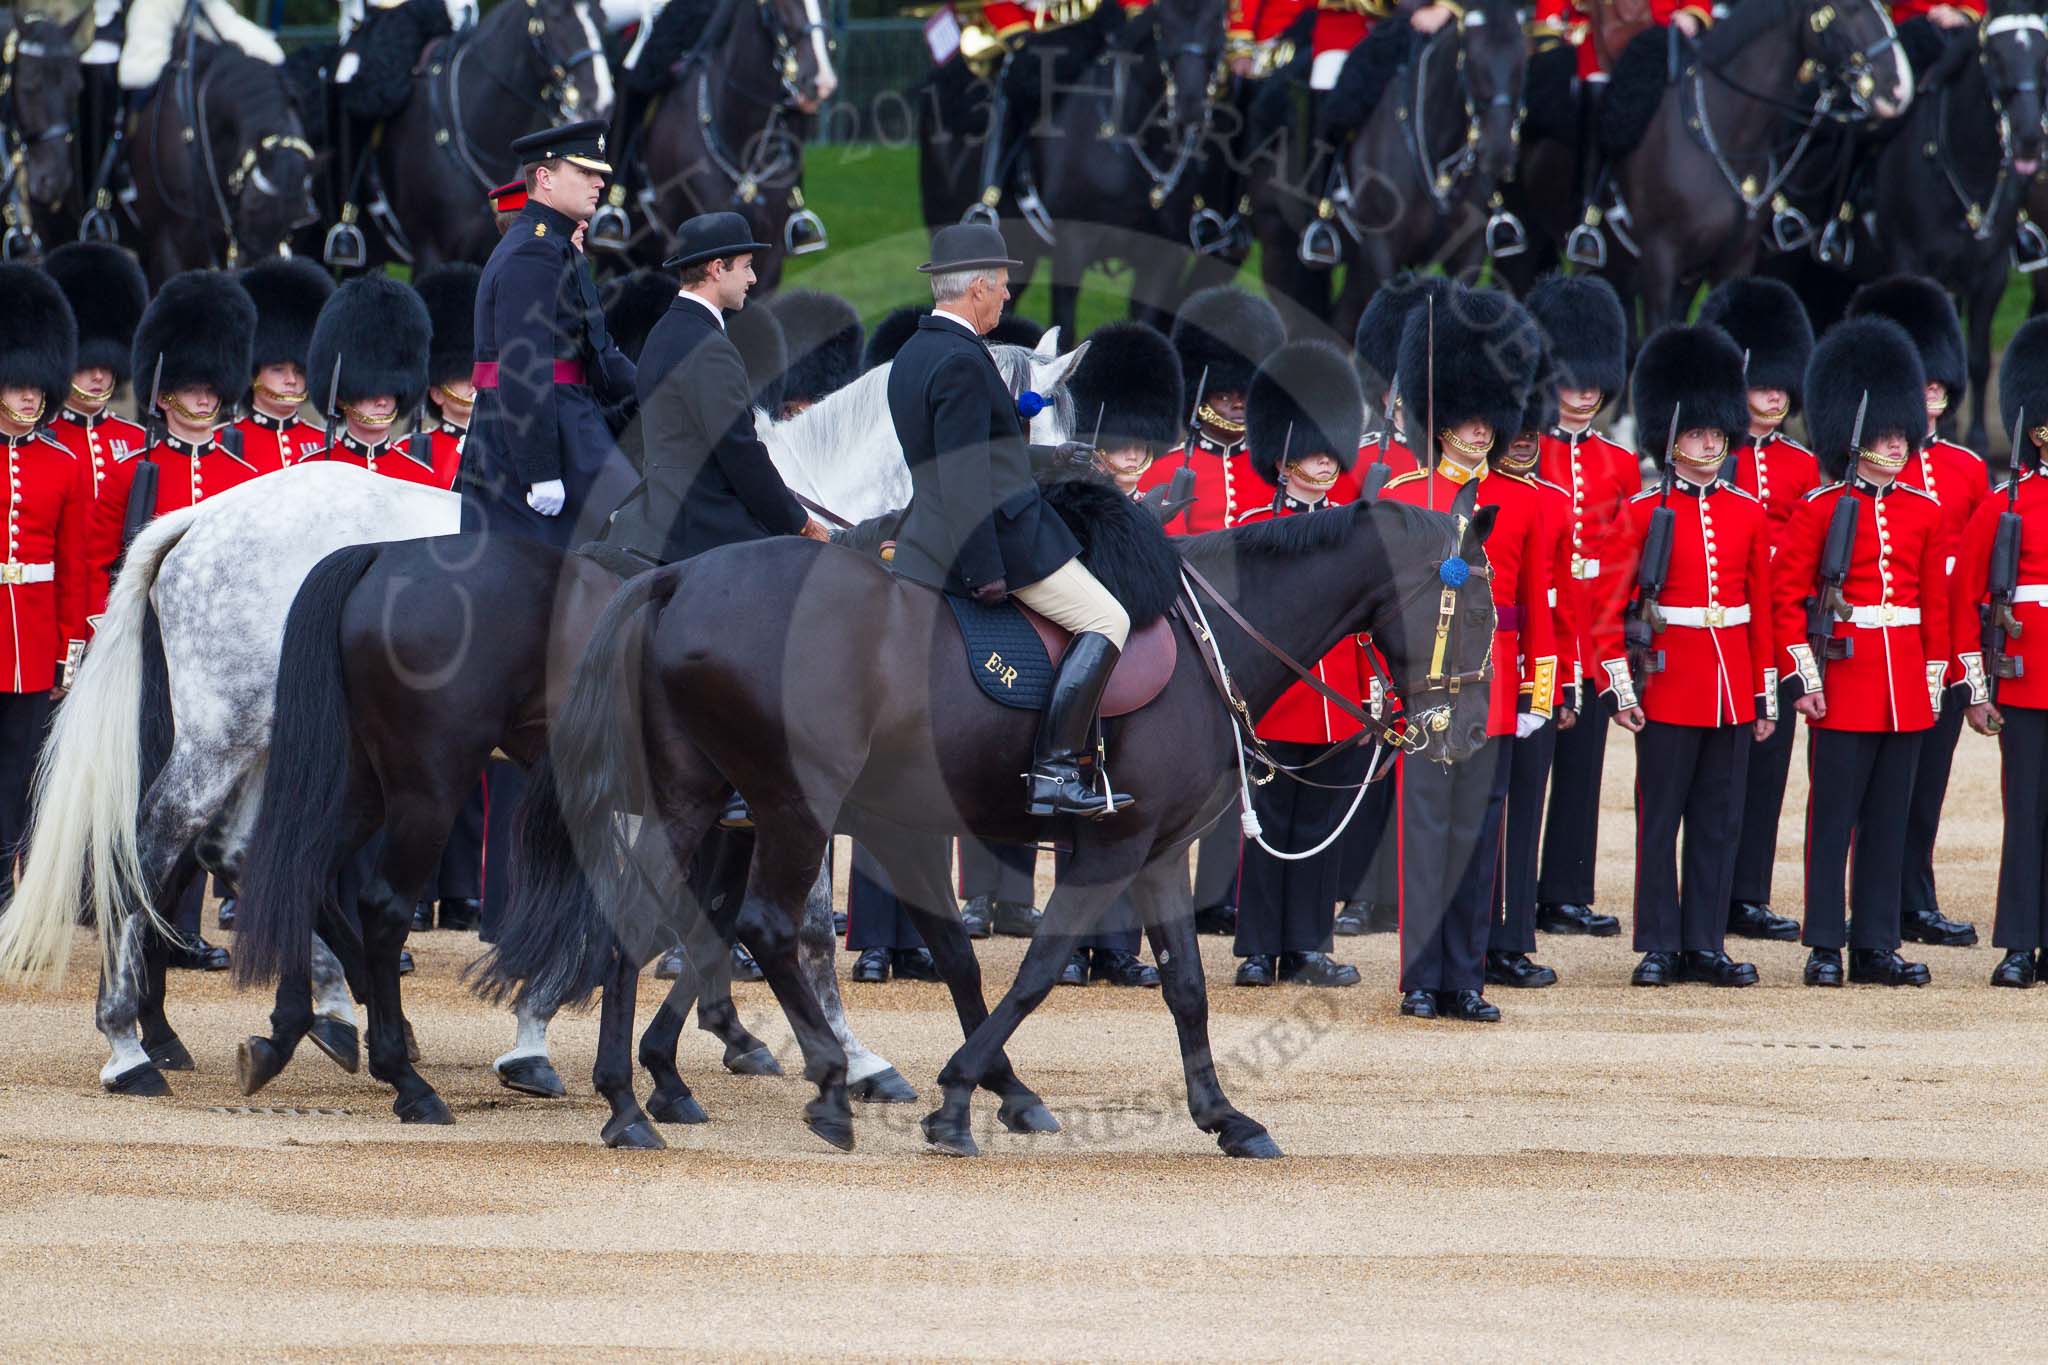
[1231, 340, 1370, 988]
[131, 271, 266, 516]
[1599, 325, 1772, 987]
[0, 267, 91, 867]
[1136, 285, 1285, 537]
[1696, 275, 1818, 944]
[40, 243, 150, 634]
[306, 274, 443, 487]
[1892, 0, 1981, 26]
[1485, 359, 1577, 989]
[1845, 275, 1985, 949]
[234, 257, 333, 471]
[415, 263, 483, 491]
[1526, 273, 1637, 937]
[1955, 317, 2048, 986]
[1227, 0, 1313, 69]
[1382, 285, 1555, 1022]
[1773, 317, 1949, 988]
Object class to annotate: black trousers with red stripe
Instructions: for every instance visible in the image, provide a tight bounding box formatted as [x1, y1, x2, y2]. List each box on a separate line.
[0, 690, 50, 868]
[1730, 679, 1800, 905]
[1537, 681, 1612, 907]
[1632, 719, 1750, 953]
[1399, 739, 1508, 993]
[1994, 706, 2048, 950]
[1901, 689, 1967, 917]
[1491, 721, 1557, 955]
[1802, 727, 1921, 951]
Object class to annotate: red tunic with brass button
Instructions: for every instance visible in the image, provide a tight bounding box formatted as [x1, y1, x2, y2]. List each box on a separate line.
[1596, 479, 1776, 726]
[1310, 0, 1389, 66]
[0, 430, 90, 693]
[1332, 431, 1417, 503]
[1952, 472, 2048, 709]
[1530, 472, 1581, 706]
[1538, 424, 1641, 691]
[47, 406, 149, 630]
[1891, 0, 1980, 21]
[1235, 494, 1374, 742]
[1540, 0, 1709, 77]
[1772, 477, 1949, 733]
[1383, 461, 1558, 735]
[236, 411, 329, 470]
[321, 430, 448, 486]
[1898, 436, 1989, 577]
[144, 431, 272, 513]
[1725, 429, 1821, 544]
[1136, 431, 1258, 535]
[428, 420, 468, 490]
[1228, 0, 1313, 43]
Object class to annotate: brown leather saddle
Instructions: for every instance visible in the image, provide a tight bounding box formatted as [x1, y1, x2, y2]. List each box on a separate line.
[1023, 609, 1177, 717]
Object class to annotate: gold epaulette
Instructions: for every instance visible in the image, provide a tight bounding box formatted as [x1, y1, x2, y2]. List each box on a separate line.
[1383, 468, 1430, 490]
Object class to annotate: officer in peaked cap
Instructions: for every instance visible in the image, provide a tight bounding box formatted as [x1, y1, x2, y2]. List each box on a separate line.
[461, 118, 638, 550]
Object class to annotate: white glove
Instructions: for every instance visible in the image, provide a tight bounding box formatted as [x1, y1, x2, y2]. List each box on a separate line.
[1515, 711, 1549, 739]
[526, 479, 566, 516]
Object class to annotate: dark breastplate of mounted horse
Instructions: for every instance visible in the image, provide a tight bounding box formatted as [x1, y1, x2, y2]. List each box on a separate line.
[944, 596, 1176, 715]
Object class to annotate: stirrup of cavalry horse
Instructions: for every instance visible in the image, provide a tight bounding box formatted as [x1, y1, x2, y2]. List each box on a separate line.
[1564, 205, 1607, 269]
[784, 200, 829, 255]
[0, 223, 39, 262]
[324, 205, 368, 270]
[1485, 192, 1527, 259]
[587, 194, 631, 253]
[1768, 195, 1815, 254]
[2016, 213, 2048, 273]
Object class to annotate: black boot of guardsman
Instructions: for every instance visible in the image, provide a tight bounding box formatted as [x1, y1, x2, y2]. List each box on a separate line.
[1026, 632, 1134, 819]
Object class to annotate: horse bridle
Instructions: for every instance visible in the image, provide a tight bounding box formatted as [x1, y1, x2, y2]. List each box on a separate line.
[1096, 16, 1223, 212]
[524, 0, 606, 120]
[1929, 14, 2045, 242]
[188, 59, 313, 263]
[1402, 12, 1523, 217]
[0, 21, 75, 260]
[753, 0, 831, 107]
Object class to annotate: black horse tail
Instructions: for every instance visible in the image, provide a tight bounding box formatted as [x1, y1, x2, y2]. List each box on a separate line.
[471, 566, 683, 1013]
[138, 599, 173, 790]
[233, 544, 382, 989]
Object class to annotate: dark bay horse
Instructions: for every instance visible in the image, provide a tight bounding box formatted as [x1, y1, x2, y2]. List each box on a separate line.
[354, 0, 613, 268]
[0, 9, 85, 259]
[129, 43, 320, 284]
[616, 0, 837, 291]
[486, 494, 1500, 1158]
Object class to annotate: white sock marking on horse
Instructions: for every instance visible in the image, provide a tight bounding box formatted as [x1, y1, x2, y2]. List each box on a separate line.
[495, 1001, 554, 1067]
[798, 858, 889, 1082]
[100, 1033, 152, 1085]
[310, 937, 358, 1025]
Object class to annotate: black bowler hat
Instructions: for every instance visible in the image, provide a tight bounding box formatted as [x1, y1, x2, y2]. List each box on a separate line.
[661, 211, 773, 270]
[509, 118, 611, 174]
[918, 223, 1023, 273]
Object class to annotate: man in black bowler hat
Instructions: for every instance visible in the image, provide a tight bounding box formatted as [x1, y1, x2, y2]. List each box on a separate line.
[461, 118, 638, 550]
[886, 223, 1132, 819]
[604, 211, 830, 564]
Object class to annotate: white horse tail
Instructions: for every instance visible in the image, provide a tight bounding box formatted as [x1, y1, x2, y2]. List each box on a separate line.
[0, 505, 204, 982]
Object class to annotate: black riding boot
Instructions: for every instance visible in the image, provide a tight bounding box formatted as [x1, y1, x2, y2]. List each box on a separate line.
[1564, 80, 1609, 267]
[1025, 632, 1134, 819]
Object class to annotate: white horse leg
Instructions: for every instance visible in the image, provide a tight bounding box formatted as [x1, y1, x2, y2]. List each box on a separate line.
[97, 916, 161, 1092]
[493, 997, 567, 1098]
[800, 857, 916, 1101]
[304, 934, 364, 1075]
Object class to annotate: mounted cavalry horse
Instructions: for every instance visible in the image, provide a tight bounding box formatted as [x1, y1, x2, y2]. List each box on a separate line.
[485, 475, 1503, 1156]
[1244, 0, 1526, 333]
[127, 41, 321, 285]
[594, 0, 836, 290]
[0, 8, 86, 260]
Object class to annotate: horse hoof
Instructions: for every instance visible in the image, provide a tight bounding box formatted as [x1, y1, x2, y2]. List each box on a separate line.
[236, 1037, 287, 1097]
[395, 1091, 454, 1125]
[602, 1114, 668, 1150]
[495, 1056, 566, 1098]
[1221, 1129, 1284, 1160]
[148, 1037, 195, 1072]
[722, 1043, 783, 1077]
[403, 1020, 421, 1064]
[849, 1067, 917, 1104]
[920, 1110, 978, 1157]
[104, 1063, 170, 1097]
[647, 1091, 709, 1125]
[308, 1017, 361, 1075]
[997, 1097, 1060, 1135]
[806, 1113, 856, 1152]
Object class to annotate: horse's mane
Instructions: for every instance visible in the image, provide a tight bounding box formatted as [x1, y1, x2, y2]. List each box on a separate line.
[1179, 497, 1447, 564]
[193, 42, 299, 129]
[990, 343, 1077, 434]
[1697, 0, 1796, 64]
[767, 363, 895, 493]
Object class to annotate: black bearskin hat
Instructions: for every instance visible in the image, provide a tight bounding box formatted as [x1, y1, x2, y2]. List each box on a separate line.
[1247, 340, 1366, 483]
[1172, 285, 1285, 399]
[1695, 275, 1814, 416]
[863, 304, 921, 371]
[42, 243, 146, 385]
[240, 256, 334, 378]
[1068, 321, 1185, 454]
[602, 270, 681, 366]
[988, 313, 1046, 350]
[1355, 271, 1450, 401]
[1805, 316, 1928, 480]
[1847, 274, 1965, 405]
[1516, 330, 1561, 437]
[1631, 323, 1749, 463]
[1524, 273, 1627, 412]
[132, 269, 255, 403]
[727, 302, 788, 414]
[1395, 285, 1542, 456]
[0, 265, 77, 407]
[1999, 316, 2048, 471]
[307, 274, 431, 412]
[767, 289, 864, 406]
[415, 263, 480, 391]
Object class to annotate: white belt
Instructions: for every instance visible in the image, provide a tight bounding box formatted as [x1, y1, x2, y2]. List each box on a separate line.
[1571, 557, 1601, 580]
[0, 561, 54, 585]
[2014, 585, 2048, 605]
[1846, 604, 1920, 627]
[1660, 603, 1749, 628]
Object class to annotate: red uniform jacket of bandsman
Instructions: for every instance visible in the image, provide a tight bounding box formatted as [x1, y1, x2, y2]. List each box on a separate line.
[1310, 0, 1390, 61]
[1136, 432, 1258, 535]
[1229, 0, 1313, 42]
[1235, 495, 1375, 741]
[1534, 0, 1709, 77]
[987, 0, 1150, 40]
[1529, 471, 1581, 705]
[1384, 461, 1558, 734]
[1898, 435, 1989, 576]
[47, 407, 148, 631]
[428, 422, 468, 490]
[144, 431, 273, 513]
[0, 430, 90, 693]
[1773, 477, 1949, 732]
[1538, 425, 1640, 694]
[1597, 479, 1776, 726]
[1952, 472, 2048, 709]
[236, 411, 328, 471]
[322, 431, 448, 487]
[1891, 0, 1981, 21]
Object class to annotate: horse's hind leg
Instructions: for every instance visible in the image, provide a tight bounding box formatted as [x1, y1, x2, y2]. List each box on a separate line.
[306, 935, 362, 1074]
[794, 855, 913, 1101]
[357, 817, 453, 1124]
[595, 942, 664, 1148]
[686, 830, 780, 1075]
[96, 913, 167, 1094]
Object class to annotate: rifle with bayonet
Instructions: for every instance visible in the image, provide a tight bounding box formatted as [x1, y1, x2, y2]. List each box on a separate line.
[1623, 402, 1679, 684]
[1363, 375, 1399, 500]
[119, 354, 163, 555]
[322, 356, 343, 460]
[1805, 391, 1868, 690]
[1983, 405, 2027, 704]
[1137, 364, 1203, 526]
